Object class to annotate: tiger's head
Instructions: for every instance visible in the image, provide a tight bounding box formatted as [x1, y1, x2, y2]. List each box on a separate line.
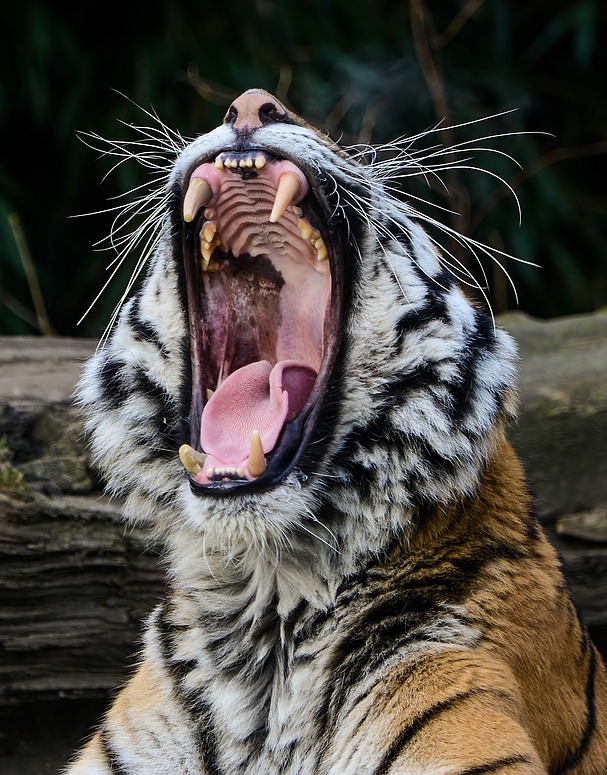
[78, 90, 518, 575]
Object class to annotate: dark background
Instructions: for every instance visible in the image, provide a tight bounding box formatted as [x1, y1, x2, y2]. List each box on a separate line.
[1, 0, 606, 338]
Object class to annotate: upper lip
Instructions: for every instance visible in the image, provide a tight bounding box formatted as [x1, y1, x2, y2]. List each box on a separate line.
[178, 146, 343, 495]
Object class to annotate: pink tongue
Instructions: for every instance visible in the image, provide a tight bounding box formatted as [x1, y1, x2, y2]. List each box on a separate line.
[201, 361, 317, 465]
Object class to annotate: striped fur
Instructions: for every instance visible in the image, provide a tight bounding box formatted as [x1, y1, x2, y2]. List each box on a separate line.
[68, 92, 607, 774]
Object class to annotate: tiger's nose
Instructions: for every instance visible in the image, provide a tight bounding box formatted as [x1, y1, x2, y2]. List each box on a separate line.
[224, 91, 288, 131]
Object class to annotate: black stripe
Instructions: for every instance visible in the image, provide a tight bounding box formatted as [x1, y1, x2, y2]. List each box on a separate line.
[128, 310, 169, 359]
[155, 605, 223, 775]
[98, 358, 131, 408]
[194, 700, 223, 775]
[458, 755, 532, 775]
[99, 727, 130, 775]
[372, 689, 497, 775]
[553, 642, 598, 774]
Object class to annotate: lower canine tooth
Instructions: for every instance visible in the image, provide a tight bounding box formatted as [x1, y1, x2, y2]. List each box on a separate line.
[248, 429, 266, 478]
[270, 172, 301, 223]
[179, 444, 203, 476]
[183, 178, 212, 222]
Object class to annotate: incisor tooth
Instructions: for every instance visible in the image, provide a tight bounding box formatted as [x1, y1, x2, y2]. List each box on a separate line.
[183, 178, 212, 223]
[246, 158, 253, 168]
[270, 172, 301, 223]
[248, 429, 266, 478]
[239, 159, 247, 168]
[179, 444, 203, 476]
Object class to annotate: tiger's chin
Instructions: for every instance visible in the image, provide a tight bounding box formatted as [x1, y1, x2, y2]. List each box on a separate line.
[178, 143, 344, 496]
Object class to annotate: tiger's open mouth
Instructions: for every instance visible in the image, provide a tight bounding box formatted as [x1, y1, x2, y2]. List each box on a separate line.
[180, 145, 343, 494]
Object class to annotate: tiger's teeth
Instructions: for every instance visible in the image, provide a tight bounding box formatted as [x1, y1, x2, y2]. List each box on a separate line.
[255, 155, 267, 169]
[179, 444, 203, 476]
[298, 218, 313, 240]
[203, 222, 217, 243]
[270, 172, 301, 223]
[200, 233, 221, 271]
[248, 429, 266, 478]
[239, 159, 247, 168]
[315, 237, 328, 261]
[183, 178, 213, 223]
[214, 156, 224, 170]
[206, 388, 214, 401]
[200, 239, 211, 271]
[245, 158, 254, 168]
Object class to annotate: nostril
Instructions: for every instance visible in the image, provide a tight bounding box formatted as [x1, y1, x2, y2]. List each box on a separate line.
[224, 105, 238, 125]
[258, 102, 287, 124]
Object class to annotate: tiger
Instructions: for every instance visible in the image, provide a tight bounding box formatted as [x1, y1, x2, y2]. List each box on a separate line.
[67, 89, 607, 774]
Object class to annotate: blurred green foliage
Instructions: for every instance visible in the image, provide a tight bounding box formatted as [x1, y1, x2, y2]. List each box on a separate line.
[0, 0, 606, 336]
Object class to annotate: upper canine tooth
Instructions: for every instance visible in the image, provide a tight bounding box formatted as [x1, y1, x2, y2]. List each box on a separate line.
[248, 429, 266, 478]
[255, 155, 267, 169]
[214, 156, 224, 170]
[270, 172, 301, 223]
[183, 178, 213, 222]
[179, 444, 204, 476]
